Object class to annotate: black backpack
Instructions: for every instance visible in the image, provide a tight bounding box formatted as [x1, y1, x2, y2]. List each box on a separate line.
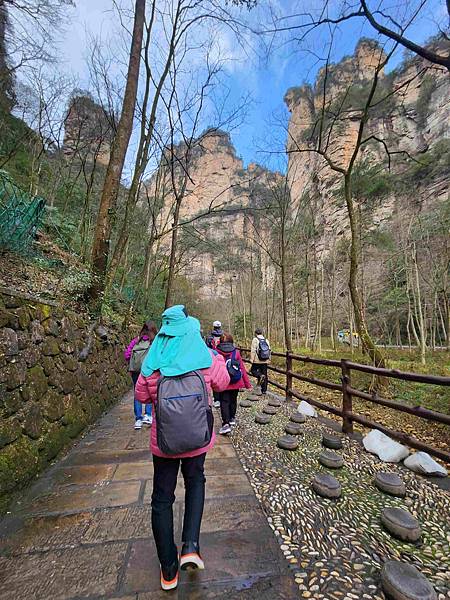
[226, 349, 242, 384]
[257, 337, 271, 361]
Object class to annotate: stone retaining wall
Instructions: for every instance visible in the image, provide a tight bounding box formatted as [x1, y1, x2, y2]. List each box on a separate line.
[0, 288, 130, 512]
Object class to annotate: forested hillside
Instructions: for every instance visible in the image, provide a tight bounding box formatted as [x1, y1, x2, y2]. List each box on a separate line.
[0, 0, 449, 366]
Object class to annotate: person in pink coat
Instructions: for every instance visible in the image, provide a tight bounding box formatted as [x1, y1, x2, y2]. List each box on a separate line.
[135, 305, 229, 591]
[215, 333, 252, 434]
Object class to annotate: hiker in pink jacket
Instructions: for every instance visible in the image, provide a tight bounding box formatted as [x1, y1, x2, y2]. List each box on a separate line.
[215, 332, 252, 435]
[135, 305, 229, 591]
[124, 321, 158, 430]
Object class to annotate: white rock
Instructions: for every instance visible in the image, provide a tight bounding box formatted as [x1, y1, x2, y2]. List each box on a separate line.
[362, 429, 409, 463]
[403, 452, 448, 477]
[297, 400, 317, 417]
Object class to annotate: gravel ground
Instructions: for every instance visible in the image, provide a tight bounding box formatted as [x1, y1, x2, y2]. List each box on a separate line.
[232, 392, 450, 600]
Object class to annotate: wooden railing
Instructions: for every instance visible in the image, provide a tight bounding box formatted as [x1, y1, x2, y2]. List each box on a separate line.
[239, 348, 450, 464]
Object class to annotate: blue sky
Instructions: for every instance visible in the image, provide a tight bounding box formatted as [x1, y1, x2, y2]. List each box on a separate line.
[57, 0, 446, 172]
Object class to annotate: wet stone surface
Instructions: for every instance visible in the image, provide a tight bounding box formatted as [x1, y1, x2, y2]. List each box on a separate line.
[232, 390, 450, 599]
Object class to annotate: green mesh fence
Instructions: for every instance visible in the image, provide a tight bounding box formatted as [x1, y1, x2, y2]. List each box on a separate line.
[0, 171, 46, 251]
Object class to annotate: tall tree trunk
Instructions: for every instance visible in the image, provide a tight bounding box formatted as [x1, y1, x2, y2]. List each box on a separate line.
[344, 173, 385, 367]
[164, 197, 182, 309]
[89, 0, 145, 304]
[280, 225, 292, 353]
[412, 243, 427, 365]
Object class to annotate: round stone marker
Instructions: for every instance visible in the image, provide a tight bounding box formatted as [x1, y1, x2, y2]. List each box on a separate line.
[312, 473, 341, 499]
[381, 508, 421, 542]
[263, 405, 278, 415]
[319, 450, 344, 469]
[252, 387, 263, 396]
[322, 434, 343, 450]
[290, 412, 306, 424]
[247, 394, 261, 402]
[285, 422, 303, 436]
[255, 413, 272, 425]
[239, 399, 252, 408]
[268, 398, 282, 407]
[277, 435, 299, 450]
[374, 472, 406, 497]
[381, 560, 437, 600]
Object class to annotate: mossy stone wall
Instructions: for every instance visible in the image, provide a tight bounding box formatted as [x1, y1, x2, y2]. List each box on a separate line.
[0, 288, 129, 513]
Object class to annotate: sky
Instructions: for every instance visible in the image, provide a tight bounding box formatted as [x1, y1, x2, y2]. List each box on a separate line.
[53, 0, 446, 171]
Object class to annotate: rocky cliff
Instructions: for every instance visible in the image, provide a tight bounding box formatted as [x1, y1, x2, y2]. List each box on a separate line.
[284, 38, 449, 254]
[149, 129, 281, 299]
[63, 94, 113, 166]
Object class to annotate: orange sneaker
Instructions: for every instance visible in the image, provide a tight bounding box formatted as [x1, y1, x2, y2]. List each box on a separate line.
[180, 542, 205, 571]
[160, 556, 179, 591]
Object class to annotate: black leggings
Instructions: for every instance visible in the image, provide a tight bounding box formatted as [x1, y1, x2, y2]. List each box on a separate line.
[151, 453, 206, 568]
[220, 389, 238, 425]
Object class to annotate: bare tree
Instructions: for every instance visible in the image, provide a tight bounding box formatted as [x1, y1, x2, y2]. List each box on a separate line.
[89, 0, 146, 304]
[258, 1, 450, 70]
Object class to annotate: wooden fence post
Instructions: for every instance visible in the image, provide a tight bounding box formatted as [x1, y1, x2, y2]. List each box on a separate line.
[286, 351, 293, 401]
[341, 359, 353, 434]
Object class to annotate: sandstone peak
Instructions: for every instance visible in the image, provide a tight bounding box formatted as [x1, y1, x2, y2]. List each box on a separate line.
[63, 92, 113, 166]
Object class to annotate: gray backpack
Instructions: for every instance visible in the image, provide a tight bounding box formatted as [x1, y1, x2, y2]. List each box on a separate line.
[129, 339, 151, 372]
[156, 371, 213, 455]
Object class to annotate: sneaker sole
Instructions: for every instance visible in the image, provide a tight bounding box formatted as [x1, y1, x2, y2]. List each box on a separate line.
[180, 553, 204, 571]
[160, 575, 178, 590]
[134, 426, 142, 430]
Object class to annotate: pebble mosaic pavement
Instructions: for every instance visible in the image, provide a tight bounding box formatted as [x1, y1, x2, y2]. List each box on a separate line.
[232, 391, 450, 599]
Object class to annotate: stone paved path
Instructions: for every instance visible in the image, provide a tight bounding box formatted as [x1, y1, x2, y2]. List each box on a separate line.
[0, 391, 298, 600]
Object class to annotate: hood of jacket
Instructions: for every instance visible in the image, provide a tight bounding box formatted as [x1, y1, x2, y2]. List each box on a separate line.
[216, 341, 235, 355]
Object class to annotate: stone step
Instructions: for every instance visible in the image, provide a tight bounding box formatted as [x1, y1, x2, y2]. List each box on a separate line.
[239, 399, 252, 408]
[255, 413, 272, 425]
[285, 422, 303, 436]
[319, 450, 344, 469]
[381, 560, 437, 600]
[381, 507, 421, 543]
[312, 473, 342, 499]
[247, 394, 261, 402]
[277, 435, 299, 450]
[289, 412, 306, 424]
[267, 398, 282, 407]
[374, 472, 406, 497]
[263, 405, 278, 415]
[322, 434, 343, 450]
